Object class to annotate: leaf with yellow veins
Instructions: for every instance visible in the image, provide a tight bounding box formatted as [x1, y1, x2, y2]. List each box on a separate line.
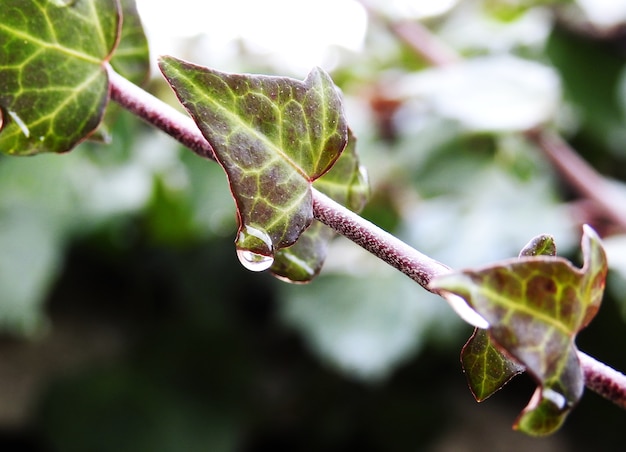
[431, 226, 608, 436]
[159, 57, 351, 273]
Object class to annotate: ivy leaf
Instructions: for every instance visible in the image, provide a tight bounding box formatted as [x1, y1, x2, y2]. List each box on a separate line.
[461, 234, 557, 402]
[460, 328, 525, 402]
[271, 221, 335, 283]
[159, 57, 348, 270]
[519, 234, 557, 258]
[93, 0, 150, 143]
[271, 129, 369, 282]
[0, 0, 120, 155]
[431, 225, 608, 436]
[109, 0, 149, 86]
[313, 129, 369, 214]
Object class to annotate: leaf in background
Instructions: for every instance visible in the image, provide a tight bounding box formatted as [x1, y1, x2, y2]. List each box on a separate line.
[460, 234, 556, 402]
[159, 57, 348, 272]
[271, 129, 370, 282]
[0, 0, 120, 155]
[396, 55, 560, 132]
[431, 225, 608, 436]
[279, 268, 457, 381]
[547, 26, 626, 157]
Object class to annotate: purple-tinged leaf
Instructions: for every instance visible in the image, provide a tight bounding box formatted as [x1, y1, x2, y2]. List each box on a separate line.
[159, 57, 350, 273]
[461, 233, 558, 402]
[431, 225, 608, 436]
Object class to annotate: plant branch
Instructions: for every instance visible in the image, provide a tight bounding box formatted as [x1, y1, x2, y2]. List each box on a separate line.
[107, 64, 450, 291]
[106, 64, 626, 409]
[108, 65, 216, 162]
[312, 188, 450, 288]
[365, 8, 459, 66]
[579, 351, 626, 409]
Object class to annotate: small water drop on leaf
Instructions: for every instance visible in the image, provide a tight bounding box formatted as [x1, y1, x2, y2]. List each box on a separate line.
[235, 225, 274, 272]
[236, 249, 275, 272]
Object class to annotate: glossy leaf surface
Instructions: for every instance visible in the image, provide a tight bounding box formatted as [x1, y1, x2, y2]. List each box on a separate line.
[0, 0, 120, 155]
[159, 57, 349, 265]
[432, 226, 608, 436]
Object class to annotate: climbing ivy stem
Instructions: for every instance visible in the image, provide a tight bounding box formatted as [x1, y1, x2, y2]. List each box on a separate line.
[106, 65, 626, 408]
[108, 65, 216, 161]
[311, 188, 451, 289]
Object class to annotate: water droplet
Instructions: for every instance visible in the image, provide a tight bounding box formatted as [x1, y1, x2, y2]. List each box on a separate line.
[7, 110, 30, 138]
[235, 225, 274, 272]
[236, 249, 274, 272]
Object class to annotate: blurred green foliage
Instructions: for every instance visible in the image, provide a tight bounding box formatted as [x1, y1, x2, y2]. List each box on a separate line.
[1, 0, 626, 450]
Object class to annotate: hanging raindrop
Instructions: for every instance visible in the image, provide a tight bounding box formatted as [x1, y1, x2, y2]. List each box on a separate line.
[236, 249, 274, 272]
[235, 225, 274, 272]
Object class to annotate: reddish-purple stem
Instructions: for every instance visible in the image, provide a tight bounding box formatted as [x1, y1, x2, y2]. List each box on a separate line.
[108, 66, 216, 161]
[106, 64, 626, 410]
[312, 188, 451, 289]
[579, 352, 626, 409]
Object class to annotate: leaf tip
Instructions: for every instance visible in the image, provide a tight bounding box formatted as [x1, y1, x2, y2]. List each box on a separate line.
[581, 223, 607, 270]
[519, 233, 556, 257]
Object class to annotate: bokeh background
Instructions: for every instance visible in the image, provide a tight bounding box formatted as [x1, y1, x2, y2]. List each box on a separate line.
[2, 0, 626, 450]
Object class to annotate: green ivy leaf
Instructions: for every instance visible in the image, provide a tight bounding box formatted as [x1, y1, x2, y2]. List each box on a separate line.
[271, 129, 369, 282]
[109, 0, 149, 86]
[271, 221, 335, 283]
[461, 233, 557, 401]
[159, 57, 348, 269]
[0, 0, 121, 155]
[519, 234, 557, 257]
[431, 225, 608, 436]
[460, 328, 525, 402]
[313, 129, 369, 214]
[92, 0, 150, 143]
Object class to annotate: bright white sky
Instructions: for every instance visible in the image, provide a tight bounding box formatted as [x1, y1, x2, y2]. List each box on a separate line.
[135, 0, 626, 74]
[134, 0, 462, 75]
[135, 0, 368, 74]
